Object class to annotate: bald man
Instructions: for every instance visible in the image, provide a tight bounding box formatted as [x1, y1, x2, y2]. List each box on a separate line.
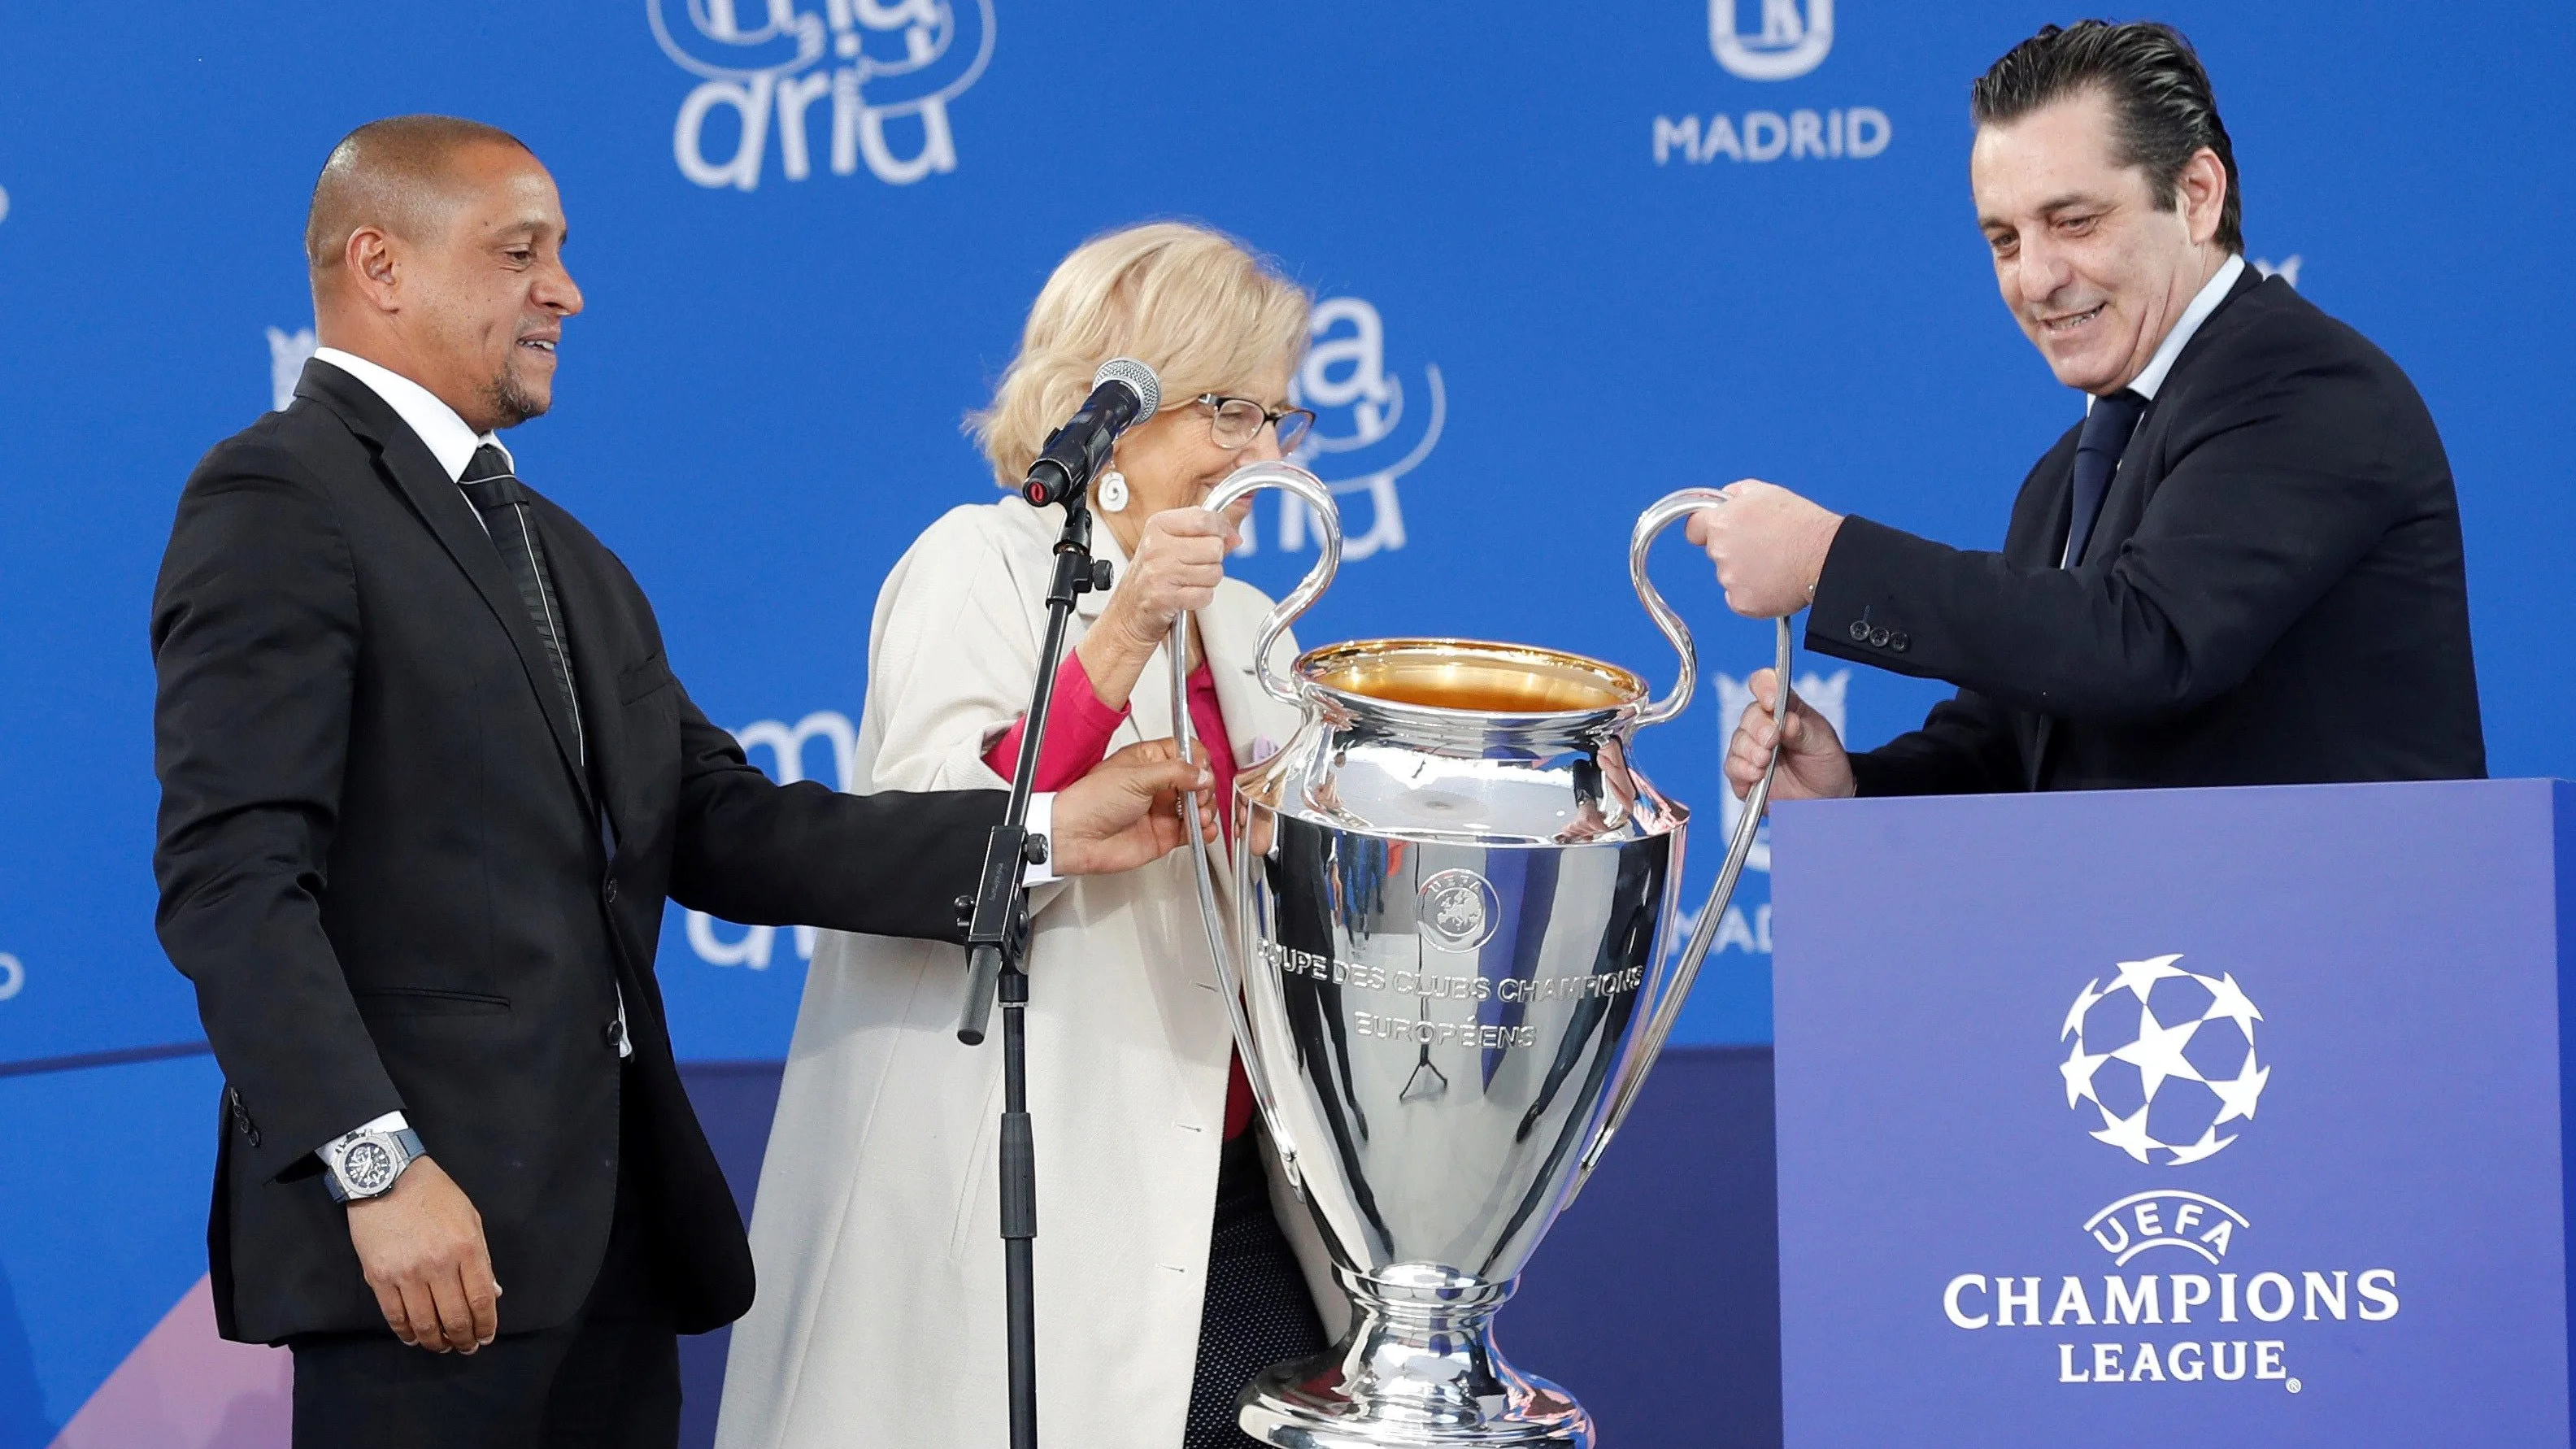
[150, 115, 1206, 1447]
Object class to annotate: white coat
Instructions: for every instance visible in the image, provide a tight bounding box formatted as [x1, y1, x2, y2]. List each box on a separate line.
[714, 494, 1345, 1449]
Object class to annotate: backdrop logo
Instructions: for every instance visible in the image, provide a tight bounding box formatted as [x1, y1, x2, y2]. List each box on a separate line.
[268, 325, 317, 411]
[1662, 0, 1886, 165]
[685, 710, 858, 967]
[651, 0, 995, 191]
[2060, 954, 2269, 1166]
[1709, 0, 1833, 80]
[0, 953, 23, 1003]
[2253, 255, 2304, 287]
[1239, 295, 1442, 563]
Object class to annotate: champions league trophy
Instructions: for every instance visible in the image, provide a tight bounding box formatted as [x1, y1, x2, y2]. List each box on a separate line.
[1170, 463, 1789, 1446]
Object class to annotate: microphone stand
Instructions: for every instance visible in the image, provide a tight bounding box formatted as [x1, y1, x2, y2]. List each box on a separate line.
[955, 481, 1109, 1449]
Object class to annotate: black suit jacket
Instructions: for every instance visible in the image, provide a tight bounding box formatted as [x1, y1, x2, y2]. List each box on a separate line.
[1809, 269, 2485, 792]
[151, 359, 1003, 1343]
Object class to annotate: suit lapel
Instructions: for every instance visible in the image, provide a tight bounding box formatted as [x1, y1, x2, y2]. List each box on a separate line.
[297, 359, 594, 807]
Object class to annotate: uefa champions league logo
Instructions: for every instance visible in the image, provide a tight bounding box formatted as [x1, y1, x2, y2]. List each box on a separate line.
[2060, 954, 2271, 1167]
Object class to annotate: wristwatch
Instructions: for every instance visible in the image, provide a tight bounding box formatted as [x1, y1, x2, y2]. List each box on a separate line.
[322, 1118, 426, 1203]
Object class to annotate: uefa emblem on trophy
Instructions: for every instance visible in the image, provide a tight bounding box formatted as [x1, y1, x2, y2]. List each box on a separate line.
[1170, 463, 1787, 1446]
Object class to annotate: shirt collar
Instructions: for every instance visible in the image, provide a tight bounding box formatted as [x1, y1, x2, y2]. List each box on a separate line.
[311, 346, 513, 481]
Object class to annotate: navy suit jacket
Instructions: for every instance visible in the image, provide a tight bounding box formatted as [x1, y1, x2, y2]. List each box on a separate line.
[1808, 269, 2486, 792]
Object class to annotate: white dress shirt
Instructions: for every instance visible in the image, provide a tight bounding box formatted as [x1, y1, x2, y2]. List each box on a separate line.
[311, 346, 511, 486]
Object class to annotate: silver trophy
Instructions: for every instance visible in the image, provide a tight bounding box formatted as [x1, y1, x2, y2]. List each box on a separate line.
[1170, 463, 1788, 1446]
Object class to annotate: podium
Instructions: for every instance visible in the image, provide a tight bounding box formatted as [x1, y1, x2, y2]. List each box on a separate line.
[1769, 779, 2574, 1447]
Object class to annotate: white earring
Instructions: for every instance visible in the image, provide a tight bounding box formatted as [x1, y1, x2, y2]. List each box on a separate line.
[1096, 469, 1129, 512]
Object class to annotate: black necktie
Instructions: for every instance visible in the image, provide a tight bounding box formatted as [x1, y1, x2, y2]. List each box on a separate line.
[459, 445, 585, 765]
[2064, 389, 2148, 568]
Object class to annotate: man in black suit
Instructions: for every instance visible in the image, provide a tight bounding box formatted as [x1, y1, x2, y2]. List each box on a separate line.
[1694, 20, 2484, 798]
[150, 115, 1208, 1447]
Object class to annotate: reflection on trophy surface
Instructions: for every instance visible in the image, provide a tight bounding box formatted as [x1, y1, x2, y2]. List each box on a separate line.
[1173, 465, 1787, 1446]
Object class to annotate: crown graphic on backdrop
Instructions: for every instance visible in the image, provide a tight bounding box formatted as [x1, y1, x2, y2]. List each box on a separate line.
[2060, 953, 2270, 1167]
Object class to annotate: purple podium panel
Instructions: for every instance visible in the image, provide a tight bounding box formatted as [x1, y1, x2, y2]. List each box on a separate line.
[1770, 779, 2575, 1447]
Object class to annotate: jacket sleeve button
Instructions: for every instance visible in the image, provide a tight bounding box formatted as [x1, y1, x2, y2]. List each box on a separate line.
[1890, 631, 1911, 653]
[1847, 620, 1869, 642]
[1868, 627, 1891, 648]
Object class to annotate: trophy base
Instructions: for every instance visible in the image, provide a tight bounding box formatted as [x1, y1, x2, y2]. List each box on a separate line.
[1236, 1266, 1595, 1447]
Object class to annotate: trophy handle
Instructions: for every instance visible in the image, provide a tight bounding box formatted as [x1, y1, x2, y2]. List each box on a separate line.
[1571, 488, 1795, 1199]
[1168, 462, 1342, 1188]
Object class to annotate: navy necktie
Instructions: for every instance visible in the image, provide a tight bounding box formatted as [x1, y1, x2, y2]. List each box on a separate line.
[459, 445, 585, 765]
[2064, 389, 2148, 568]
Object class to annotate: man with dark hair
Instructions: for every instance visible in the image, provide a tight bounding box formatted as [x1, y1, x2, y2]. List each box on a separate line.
[152, 115, 1209, 1446]
[1692, 20, 2483, 797]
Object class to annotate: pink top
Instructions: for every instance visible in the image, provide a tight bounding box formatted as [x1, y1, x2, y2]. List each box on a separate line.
[984, 651, 1254, 1138]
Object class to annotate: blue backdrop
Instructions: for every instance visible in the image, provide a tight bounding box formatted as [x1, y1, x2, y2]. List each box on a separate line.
[2, 1, 2570, 1439]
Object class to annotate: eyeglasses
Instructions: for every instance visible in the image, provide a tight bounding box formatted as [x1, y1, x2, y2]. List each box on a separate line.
[1196, 394, 1316, 455]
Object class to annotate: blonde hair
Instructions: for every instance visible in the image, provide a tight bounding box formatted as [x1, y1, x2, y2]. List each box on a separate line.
[970, 221, 1311, 489]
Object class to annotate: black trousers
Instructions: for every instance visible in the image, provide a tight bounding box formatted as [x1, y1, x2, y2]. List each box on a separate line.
[289, 1086, 677, 1449]
[1182, 1133, 1330, 1449]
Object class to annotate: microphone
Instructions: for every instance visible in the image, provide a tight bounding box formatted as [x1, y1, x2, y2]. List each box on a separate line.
[1022, 358, 1160, 507]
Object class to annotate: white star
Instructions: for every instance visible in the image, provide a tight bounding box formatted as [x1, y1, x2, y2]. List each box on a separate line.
[2208, 1049, 2270, 1126]
[2060, 1039, 2113, 1107]
[2164, 1124, 2239, 1165]
[2108, 952, 2189, 1001]
[2110, 999, 2204, 1101]
[2091, 1102, 2158, 1164]
[2198, 972, 2264, 1037]
[2062, 977, 2107, 1042]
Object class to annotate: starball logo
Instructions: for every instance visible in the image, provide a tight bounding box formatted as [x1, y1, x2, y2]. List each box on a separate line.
[1939, 956, 2402, 1395]
[651, 0, 994, 191]
[1656, 0, 1889, 167]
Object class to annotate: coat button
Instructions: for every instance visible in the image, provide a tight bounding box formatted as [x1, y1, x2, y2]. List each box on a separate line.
[1868, 627, 1891, 648]
[1847, 620, 1869, 642]
[603, 878, 620, 903]
[1890, 631, 1911, 653]
[603, 1019, 627, 1050]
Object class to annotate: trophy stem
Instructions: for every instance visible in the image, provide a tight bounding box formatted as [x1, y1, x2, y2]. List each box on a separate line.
[1238, 1265, 1594, 1448]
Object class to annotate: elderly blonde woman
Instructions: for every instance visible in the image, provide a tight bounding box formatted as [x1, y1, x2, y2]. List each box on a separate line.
[715, 223, 1337, 1449]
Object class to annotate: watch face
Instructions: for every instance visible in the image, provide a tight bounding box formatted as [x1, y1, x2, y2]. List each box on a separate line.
[342, 1138, 398, 1195]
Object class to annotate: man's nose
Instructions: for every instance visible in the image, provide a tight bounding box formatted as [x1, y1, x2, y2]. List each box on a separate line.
[2016, 233, 2073, 309]
[539, 262, 585, 317]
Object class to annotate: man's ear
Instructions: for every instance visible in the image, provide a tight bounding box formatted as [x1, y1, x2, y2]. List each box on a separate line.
[2176, 147, 2227, 248]
[343, 226, 402, 315]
